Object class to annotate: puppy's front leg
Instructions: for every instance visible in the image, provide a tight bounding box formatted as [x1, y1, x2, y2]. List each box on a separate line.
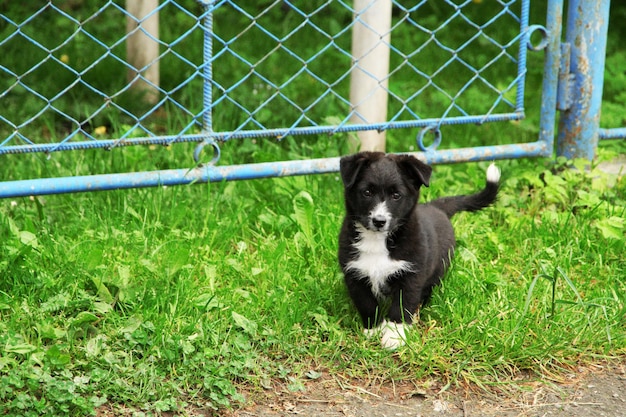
[344, 276, 380, 330]
[389, 279, 422, 324]
[383, 285, 422, 349]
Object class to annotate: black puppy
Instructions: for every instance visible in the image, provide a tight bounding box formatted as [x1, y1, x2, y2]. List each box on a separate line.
[338, 152, 500, 349]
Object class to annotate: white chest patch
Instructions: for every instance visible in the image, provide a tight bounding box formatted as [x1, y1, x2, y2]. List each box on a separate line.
[345, 225, 413, 299]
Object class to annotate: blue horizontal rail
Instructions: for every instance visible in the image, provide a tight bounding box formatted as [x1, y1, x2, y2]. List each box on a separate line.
[599, 128, 626, 140]
[0, 113, 525, 155]
[0, 141, 550, 198]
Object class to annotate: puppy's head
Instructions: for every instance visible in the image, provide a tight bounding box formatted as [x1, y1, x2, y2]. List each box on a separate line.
[340, 152, 432, 233]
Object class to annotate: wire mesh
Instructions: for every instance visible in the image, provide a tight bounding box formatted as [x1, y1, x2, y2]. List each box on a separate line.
[0, 0, 528, 156]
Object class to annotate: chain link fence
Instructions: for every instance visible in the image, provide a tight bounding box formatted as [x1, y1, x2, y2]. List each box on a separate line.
[1, 0, 528, 155]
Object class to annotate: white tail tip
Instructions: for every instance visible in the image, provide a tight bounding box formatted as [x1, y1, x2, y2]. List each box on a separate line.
[486, 163, 501, 184]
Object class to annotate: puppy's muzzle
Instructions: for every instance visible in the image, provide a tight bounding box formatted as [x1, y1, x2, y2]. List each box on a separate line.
[371, 215, 387, 230]
[368, 202, 392, 232]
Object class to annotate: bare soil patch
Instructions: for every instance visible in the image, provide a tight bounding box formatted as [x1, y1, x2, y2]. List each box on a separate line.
[229, 362, 626, 417]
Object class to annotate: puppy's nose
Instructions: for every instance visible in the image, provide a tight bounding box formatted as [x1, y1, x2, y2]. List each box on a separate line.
[372, 216, 387, 229]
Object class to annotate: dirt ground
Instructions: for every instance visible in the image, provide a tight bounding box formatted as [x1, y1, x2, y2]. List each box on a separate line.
[230, 362, 626, 417]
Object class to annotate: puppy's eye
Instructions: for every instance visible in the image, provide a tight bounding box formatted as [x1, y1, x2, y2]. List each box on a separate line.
[391, 192, 402, 200]
[362, 189, 372, 198]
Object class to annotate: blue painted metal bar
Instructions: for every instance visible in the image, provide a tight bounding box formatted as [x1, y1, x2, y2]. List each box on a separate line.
[514, 0, 530, 113]
[556, 0, 611, 160]
[0, 113, 525, 156]
[202, 3, 213, 134]
[599, 128, 626, 140]
[537, 0, 564, 150]
[0, 141, 549, 199]
[0, 134, 208, 155]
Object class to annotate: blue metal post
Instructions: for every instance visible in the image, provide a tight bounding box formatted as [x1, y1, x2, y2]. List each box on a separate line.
[537, 0, 564, 152]
[556, 0, 611, 160]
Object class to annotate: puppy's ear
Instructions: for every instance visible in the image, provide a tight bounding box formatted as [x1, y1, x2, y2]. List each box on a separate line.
[396, 155, 432, 188]
[340, 152, 376, 189]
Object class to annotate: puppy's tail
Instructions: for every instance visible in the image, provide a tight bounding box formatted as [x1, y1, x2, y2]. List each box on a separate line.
[429, 163, 501, 218]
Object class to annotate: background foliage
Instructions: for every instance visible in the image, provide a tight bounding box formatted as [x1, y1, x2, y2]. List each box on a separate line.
[0, 1, 625, 416]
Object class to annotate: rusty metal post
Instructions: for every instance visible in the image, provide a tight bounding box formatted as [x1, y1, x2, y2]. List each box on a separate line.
[556, 0, 610, 160]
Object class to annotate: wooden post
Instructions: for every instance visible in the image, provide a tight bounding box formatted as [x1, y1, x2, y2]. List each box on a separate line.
[126, 0, 160, 105]
[349, 0, 392, 152]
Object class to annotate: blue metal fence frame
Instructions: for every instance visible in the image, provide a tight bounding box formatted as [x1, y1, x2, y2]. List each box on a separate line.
[556, 0, 614, 159]
[0, 0, 622, 198]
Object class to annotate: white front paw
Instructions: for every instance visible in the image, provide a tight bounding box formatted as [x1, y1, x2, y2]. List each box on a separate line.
[380, 321, 408, 350]
[363, 326, 380, 339]
[363, 322, 384, 339]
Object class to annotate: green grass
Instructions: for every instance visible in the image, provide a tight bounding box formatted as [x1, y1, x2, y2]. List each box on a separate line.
[1, 1, 626, 416]
[1, 144, 625, 415]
